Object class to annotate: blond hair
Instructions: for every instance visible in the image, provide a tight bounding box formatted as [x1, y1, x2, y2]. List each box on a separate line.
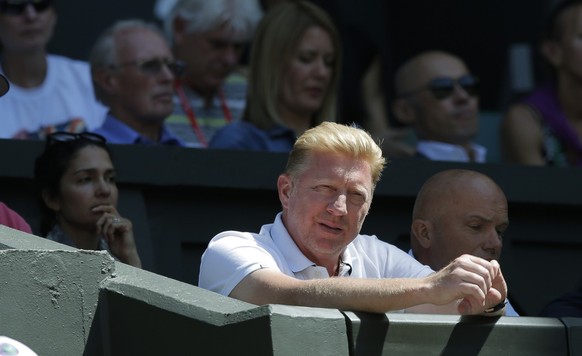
[243, 1, 341, 130]
[285, 122, 386, 187]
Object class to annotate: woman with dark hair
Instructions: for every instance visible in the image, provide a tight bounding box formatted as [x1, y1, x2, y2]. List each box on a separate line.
[34, 132, 141, 267]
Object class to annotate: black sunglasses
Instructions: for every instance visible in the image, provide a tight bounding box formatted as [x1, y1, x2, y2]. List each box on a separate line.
[0, 0, 53, 15]
[47, 132, 107, 145]
[401, 75, 479, 100]
[109, 58, 185, 77]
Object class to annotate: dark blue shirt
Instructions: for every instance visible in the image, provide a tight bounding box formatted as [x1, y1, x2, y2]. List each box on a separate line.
[94, 113, 184, 146]
[209, 121, 297, 152]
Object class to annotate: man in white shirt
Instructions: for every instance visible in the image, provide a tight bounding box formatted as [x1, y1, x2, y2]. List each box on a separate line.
[199, 122, 508, 315]
[392, 50, 485, 162]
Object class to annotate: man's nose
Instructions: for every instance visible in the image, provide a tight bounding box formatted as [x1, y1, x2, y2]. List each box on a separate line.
[327, 194, 347, 216]
[159, 63, 176, 82]
[452, 83, 472, 101]
[222, 45, 240, 67]
[22, 4, 39, 19]
[483, 228, 503, 255]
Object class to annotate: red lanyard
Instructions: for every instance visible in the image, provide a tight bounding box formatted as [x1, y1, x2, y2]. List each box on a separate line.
[174, 81, 233, 147]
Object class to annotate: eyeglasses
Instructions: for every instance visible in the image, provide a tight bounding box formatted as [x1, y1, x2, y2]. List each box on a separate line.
[47, 132, 107, 145]
[401, 75, 479, 100]
[0, 0, 53, 15]
[109, 58, 185, 77]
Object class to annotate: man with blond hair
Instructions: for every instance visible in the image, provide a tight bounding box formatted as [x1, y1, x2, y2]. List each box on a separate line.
[200, 122, 508, 316]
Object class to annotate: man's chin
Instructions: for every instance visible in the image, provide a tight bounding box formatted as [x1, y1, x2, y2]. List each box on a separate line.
[142, 108, 174, 123]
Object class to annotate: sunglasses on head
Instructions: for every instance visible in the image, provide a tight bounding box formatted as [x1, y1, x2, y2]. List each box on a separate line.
[109, 58, 185, 77]
[0, 0, 53, 15]
[47, 132, 107, 145]
[401, 74, 479, 100]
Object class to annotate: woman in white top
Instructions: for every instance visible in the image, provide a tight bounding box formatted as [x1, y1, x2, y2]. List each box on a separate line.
[0, 0, 106, 139]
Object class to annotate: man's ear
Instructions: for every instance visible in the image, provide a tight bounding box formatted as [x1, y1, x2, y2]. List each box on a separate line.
[541, 40, 562, 67]
[92, 68, 117, 96]
[411, 219, 432, 248]
[392, 98, 416, 126]
[42, 190, 60, 213]
[277, 174, 292, 209]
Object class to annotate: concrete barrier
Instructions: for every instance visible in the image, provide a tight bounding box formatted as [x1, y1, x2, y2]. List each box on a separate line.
[1, 226, 579, 355]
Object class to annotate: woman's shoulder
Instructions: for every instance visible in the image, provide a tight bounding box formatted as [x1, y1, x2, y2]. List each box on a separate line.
[47, 54, 91, 72]
[209, 121, 264, 149]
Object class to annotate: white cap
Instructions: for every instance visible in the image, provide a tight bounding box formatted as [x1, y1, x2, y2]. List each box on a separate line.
[0, 336, 38, 356]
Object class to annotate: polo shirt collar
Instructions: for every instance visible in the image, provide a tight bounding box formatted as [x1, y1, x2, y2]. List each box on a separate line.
[104, 113, 184, 146]
[270, 213, 352, 276]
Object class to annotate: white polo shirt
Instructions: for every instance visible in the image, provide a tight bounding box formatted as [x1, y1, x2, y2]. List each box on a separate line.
[199, 213, 433, 297]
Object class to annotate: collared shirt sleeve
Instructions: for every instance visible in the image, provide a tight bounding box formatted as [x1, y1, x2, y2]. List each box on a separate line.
[199, 230, 282, 296]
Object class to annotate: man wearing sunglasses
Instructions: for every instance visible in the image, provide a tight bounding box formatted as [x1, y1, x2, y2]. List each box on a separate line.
[392, 51, 484, 162]
[0, 0, 107, 139]
[90, 20, 184, 146]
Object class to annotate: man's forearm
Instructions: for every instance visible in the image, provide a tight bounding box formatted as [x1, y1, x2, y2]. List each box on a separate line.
[233, 270, 436, 314]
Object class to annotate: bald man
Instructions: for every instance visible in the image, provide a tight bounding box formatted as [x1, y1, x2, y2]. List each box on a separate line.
[392, 51, 483, 162]
[409, 169, 519, 316]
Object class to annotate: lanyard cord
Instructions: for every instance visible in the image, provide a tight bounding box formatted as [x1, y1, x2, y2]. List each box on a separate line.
[174, 81, 233, 147]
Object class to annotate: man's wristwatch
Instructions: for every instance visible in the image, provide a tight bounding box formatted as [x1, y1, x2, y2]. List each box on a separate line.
[483, 300, 507, 315]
